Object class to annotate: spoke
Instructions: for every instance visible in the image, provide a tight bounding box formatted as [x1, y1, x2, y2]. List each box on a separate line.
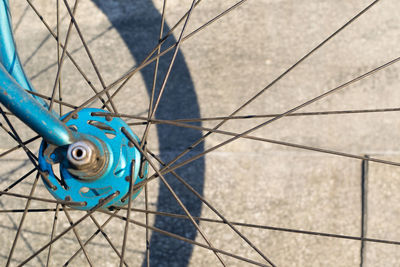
[62, 0, 236, 124]
[158, 0, 203, 44]
[101, 210, 270, 267]
[116, 0, 383, 189]
[0, 168, 36, 197]
[32, 0, 379, 125]
[140, 0, 197, 149]
[0, 208, 71, 213]
[101, 0, 244, 108]
[360, 156, 369, 266]
[27, 90, 78, 109]
[94, 112, 400, 175]
[193, 0, 382, 128]
[0, 109, 52, 188]
[0, 123, 37, 162]
[0, 190, 85, 206]
[120, 162, 135, 267]
[56, 0, 63, 115]
[24, 0, 113, 110]
[145, 148, 279, 265]
[100, 0, 205, 109]
[0, 125, 37, 163]
[127, 207, 400, 247]
[0, 135, 40, 160]
[123, 129, 236, 267]
[108, 0, 373, 105]
[64, 210, 121, 266]
[140, 0, 159, 247]
[62, 0, 117, 113]
[0, 110, 14, 116]
[126, 107, 400, 125]
[17, 192, 118, 267]
[144, 185, 150, 267]
[89, 214, 129, 267]
[63, 208, 94, 266]
[11, 1, 393, 266]
[150, 54, 400, 178]
[143, 0, 167, 151]
[0, 108, 38, 162]
[49, 0, 79, 111]
[91, 0, 387, 202]
[29, 25, 113, 82]
[6, 173, 39, 267]
[46, 203, 60, 267]
[0, 108, 57, 188]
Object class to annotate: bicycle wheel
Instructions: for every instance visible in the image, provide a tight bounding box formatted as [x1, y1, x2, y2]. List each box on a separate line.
[1, 0, 400, 266]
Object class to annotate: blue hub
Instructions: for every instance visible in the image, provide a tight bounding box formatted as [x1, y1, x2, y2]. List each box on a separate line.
[38, 108, 148, 210]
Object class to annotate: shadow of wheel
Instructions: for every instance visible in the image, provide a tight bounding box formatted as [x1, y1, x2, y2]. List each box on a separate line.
[92, 1, 205, 266]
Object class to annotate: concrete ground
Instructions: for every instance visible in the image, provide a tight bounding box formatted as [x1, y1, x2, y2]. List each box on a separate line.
[1, 0, 400, 266]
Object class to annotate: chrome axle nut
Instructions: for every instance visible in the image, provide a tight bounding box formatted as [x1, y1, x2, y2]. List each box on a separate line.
[66, 139, 107, 180]
[67, 141, 93, 167]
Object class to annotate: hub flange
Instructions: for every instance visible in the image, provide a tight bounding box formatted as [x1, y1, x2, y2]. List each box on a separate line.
[38, 108, 148, 210]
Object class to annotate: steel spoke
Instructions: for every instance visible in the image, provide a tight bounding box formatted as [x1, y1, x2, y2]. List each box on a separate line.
[0, 108, 53, 188]
[100, 0, 243, 108]
[145, 148, 279, 265]
[144, 184, 150, 267]
[0, 168, 36, 197]
[120, 162, 135, 267]
[142, 0, 159, 249]
[100, 0, 204, 109]
[0, 208, 72, 213]
[158, 0, 203, 44]
[63, 208, 94, 266]
[107, 0, 371, 103]
[0, 108, 58, 188]
[17, 192, 118, 267]
[123, 128, 236, 267]
[118, 0, 382, 189]
[7, 1, 390, 266]
[56, 0, 63, 115]
[140, 0, 197, 150]
[24, 0, 113, 110]
[64, 210, 121, 266]
[0, 190, 85, 206]
[60, 0, 225, 124]
[49, 0, 79, 111]
[46, 203, 60, 267]
[148, 0, 167, 120]
[0, 135, 40, 160]
[62, 0, 117, 113]
[126, 107, 400, 125]
[94, 112, 400, 174]
[0, 124, 37, 162]
[27, 90, 78, 109]
[360, 156, 369, 266]
[100, 210, 270, 267]
[89, 214, 129, 267]
[148, 54, 400, 178]
[0, 107, 38, 161]
[6, 173, 39, 267]
[127, 207, 400, 246]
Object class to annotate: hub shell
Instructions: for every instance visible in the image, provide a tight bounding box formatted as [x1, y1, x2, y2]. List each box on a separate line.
[38, 108, 147, 210]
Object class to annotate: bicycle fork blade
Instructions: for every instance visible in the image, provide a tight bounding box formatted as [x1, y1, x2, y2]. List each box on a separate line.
[0, 63, 74, 146]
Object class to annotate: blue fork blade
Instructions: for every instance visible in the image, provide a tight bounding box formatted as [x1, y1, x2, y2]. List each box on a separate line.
[0, 0, 48, 108]
[0, 63, 74, 146]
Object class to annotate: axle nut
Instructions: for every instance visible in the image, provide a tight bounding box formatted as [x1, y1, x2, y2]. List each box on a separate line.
[67, 141, 94, 167]
[66, 139, 107, 180]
